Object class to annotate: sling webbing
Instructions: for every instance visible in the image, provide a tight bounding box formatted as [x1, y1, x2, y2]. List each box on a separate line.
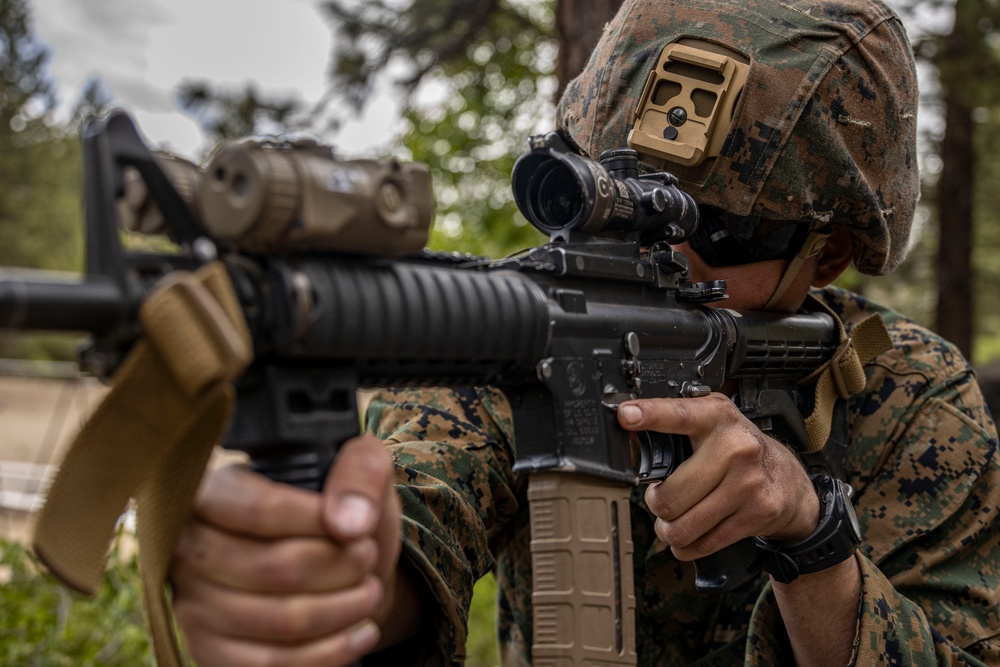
[33, 261, 251, 667]
[799, 295, 892, 454]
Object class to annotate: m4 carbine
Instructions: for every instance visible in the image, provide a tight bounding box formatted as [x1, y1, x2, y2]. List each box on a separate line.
[0, 113, 840, 667]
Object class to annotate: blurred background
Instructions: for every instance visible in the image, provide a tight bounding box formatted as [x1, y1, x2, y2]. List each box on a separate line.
[1, 0, 998, 663]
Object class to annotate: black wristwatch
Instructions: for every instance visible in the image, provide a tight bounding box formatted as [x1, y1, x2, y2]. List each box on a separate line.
[756, 474, 862, 584]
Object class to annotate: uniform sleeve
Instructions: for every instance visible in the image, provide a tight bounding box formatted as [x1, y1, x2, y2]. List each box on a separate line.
[362, 386, 524, 667]
[849, 367, 1000, 665]
[744, 367, 1000, 665]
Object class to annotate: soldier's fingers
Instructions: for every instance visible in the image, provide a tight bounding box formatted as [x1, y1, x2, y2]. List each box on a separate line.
[323, 434, 396, 541]
[618, 395, 741, 442]
[173, 520, 378, 594]
[173, 574, 383, 644]
[649, 482, 743, 550]
[193, 465, 326, 538]
[658, 511, 749, 563]
[181, 619, 381, 667]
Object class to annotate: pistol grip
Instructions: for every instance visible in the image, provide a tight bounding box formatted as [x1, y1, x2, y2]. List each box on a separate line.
[692, 537, 762, 593]
[528, 473, 637, 667]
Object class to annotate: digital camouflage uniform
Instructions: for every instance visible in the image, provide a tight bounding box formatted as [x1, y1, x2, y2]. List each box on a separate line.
[366, 287, 1000, 666]
[365, 0, 1000, 664]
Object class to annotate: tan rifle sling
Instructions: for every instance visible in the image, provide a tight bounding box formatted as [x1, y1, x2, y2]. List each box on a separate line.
[799, 295, 893, 454]
[33, 261, 252, 667]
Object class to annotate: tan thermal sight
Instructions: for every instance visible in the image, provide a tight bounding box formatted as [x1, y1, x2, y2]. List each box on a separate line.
[199, 139, 433, 255]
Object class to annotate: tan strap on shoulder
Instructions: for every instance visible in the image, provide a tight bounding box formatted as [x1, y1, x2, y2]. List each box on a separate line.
[798, 295, 892, 454]
[33, 261, 252, 667]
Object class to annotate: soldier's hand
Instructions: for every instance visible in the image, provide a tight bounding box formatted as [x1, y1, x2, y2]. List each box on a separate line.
[618, 395, 819, 562]
[171, 434, 401, 667]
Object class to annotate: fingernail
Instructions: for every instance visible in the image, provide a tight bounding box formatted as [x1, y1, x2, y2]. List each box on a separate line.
[349, 620, 380, 652]
[332, 494, 376, 538]
[620, 404, 642, 425]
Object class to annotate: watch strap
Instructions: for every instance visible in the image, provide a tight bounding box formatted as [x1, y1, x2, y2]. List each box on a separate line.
[756, 474, 861, 584]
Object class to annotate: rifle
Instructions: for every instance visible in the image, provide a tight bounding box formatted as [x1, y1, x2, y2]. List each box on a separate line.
[0, 112, 841, 666]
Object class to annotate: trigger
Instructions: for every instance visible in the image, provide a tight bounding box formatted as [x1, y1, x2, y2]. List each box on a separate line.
[636, 431, 691, 481]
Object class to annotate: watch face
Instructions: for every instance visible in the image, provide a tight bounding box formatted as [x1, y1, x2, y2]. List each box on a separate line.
[840, 482, 863, 545]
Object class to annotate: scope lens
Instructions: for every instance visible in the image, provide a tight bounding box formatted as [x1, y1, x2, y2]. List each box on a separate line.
[533, 163, 584, 230]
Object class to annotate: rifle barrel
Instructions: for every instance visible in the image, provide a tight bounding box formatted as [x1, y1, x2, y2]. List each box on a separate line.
[0, 272, 124, 334]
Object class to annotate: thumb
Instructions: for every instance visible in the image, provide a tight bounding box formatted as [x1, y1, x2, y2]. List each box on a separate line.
[322, 433, 396, 541]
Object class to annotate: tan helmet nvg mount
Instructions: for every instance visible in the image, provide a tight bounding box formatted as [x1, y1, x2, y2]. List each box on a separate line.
[198, 139, 433, 256]
[118, 139, 434, 258]
[628, 42, 749, 168]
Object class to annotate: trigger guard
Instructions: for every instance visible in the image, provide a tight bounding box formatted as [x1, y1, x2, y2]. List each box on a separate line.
[637, 431, 691, 481]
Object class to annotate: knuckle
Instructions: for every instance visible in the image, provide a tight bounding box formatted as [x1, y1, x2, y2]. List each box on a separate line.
[326, 541, 371, 586]
[241, 490, 279, 527]
[347, 538, 379, 579]
[643, 484, 671, 518]
[695, 526, 737, 557]
[671, 398, 695, 428]
[349, 448, 393, 481]
[756, 490, 785, 525]
[174, 523, 215, 570]
[730, 431, 765, 465]
[261, 550, 309, 591]
[653, 518, 671, 544]
[662, 519, 694, 548]
[263, 600, 310, 640]
[714, 400, 745, 429]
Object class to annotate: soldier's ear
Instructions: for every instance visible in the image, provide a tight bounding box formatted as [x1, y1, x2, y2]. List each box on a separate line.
[812, 225, 853, 287]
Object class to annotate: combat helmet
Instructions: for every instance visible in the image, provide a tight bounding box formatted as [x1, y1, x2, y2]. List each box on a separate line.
[556, 0, 920, 283]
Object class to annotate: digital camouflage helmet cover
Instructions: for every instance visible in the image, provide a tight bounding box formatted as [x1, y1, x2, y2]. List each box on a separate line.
[556, 0, 919, 276]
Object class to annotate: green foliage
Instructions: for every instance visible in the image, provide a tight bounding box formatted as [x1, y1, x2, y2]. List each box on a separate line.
[319, 0, 556, 257]
[322, 0, 551, 112]
[0, 0, 82, 273]
[394, 4, 554, 256]
[467, 572, 500, 666]
[0, 536, 154, 665]
[176, 81, 309, 155]
[0, 0, 55, 139]
[0, 134, 83, 272]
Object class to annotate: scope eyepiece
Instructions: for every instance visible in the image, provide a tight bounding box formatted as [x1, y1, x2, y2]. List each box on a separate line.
[511, 132, 698, 245]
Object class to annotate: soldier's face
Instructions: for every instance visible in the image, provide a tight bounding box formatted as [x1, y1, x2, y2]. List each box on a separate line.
[672, 241, 817, 313]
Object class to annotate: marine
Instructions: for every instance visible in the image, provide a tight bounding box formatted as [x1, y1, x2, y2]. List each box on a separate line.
[169, 0, 1000, 664]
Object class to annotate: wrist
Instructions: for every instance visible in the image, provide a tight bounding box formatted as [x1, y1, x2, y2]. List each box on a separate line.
[757, 474, 862, 584]
[777, 476, 822, 543]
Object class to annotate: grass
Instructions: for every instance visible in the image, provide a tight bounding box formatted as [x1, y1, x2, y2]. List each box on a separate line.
[0, 534, 501, 665]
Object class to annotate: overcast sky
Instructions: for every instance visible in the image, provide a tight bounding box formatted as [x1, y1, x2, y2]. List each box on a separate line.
[32, 0, 404, 157]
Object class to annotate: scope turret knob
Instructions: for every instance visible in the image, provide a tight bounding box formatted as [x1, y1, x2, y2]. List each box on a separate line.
[599, 148, 640, 180]
[646, 189, 667, 213]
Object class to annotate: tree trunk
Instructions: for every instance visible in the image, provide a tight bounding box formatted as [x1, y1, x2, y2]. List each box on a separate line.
[935, 95, 974, 358]
[934, 2, 976, 360]
[556, 0, 626, 94]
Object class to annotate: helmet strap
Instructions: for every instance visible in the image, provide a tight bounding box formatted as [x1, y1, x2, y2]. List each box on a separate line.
[762, 228, 831, 310]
